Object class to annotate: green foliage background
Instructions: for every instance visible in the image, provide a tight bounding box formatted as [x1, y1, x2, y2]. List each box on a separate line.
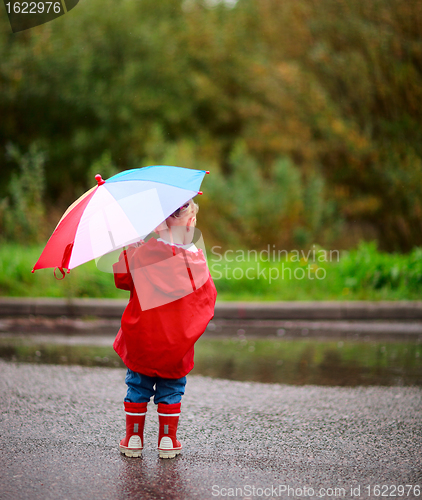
[1, 0, 421, 251]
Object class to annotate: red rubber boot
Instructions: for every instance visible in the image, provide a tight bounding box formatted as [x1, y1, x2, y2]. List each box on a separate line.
[157, 402, 182, 459]
[119, 401, 148, 457]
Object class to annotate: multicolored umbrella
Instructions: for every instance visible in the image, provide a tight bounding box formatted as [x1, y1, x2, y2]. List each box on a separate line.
[32, 165, 209, 275]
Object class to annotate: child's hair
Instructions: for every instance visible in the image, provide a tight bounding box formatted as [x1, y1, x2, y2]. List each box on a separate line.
[169, 199, 199, 220]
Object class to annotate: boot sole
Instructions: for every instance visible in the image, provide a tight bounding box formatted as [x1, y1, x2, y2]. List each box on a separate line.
[158, 449, 181, 459]
[119, 445, 143, 458]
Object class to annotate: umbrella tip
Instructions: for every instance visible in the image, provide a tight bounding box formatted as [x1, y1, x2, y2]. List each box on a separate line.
[198, 191, 203, 195]
[95, 174, 106, 186]
[206, 171, 210, 174]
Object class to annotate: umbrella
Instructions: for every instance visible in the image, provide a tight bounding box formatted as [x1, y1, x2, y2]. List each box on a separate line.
[32, 165, 209, 276]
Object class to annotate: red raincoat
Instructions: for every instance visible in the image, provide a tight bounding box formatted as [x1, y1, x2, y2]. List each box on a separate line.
[113, 238, 217, 378]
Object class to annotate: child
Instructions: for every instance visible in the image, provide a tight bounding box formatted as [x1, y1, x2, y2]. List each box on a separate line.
[113, 199, 217, 458]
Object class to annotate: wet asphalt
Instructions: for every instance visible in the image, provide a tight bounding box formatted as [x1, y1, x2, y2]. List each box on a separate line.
[0, 360, 421, 500]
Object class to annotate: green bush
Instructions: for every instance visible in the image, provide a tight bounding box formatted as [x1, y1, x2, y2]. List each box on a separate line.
[200, 142, 340, 249]
[0, 143, 46, 243]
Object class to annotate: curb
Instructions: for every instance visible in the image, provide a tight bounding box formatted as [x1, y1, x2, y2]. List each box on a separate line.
[1, 297, 422, 320]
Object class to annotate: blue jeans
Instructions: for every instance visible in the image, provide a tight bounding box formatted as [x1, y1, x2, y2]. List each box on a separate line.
[124, 369, 186, 405]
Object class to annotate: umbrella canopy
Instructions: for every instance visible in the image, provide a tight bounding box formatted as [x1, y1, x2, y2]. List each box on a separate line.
[32, 165, 209, 273]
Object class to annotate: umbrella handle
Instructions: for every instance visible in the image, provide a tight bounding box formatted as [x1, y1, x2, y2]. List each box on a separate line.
[54, 267, 66, 280]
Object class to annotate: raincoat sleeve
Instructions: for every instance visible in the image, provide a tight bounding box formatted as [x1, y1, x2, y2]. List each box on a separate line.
[113, 246, 136, 291]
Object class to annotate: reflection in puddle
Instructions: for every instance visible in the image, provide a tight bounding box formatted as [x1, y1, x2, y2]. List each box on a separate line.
[192, 338, 422, 387]
[117, 454, 189, 500]
[0, 336, 420, 387]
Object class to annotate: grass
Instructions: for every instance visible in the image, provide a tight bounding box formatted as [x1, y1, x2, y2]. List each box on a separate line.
[0, 244, 127, 299]
[208, 242, 422, 300]
[0, 241, 421, 300]
[0, 336, 420, 387]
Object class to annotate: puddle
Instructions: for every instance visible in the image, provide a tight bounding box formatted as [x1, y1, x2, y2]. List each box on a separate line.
[0, 336, 421, 387]
[193, 338, 422, 387]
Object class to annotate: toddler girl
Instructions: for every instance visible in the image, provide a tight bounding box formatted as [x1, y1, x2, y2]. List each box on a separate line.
[113, 199, 217, 458]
